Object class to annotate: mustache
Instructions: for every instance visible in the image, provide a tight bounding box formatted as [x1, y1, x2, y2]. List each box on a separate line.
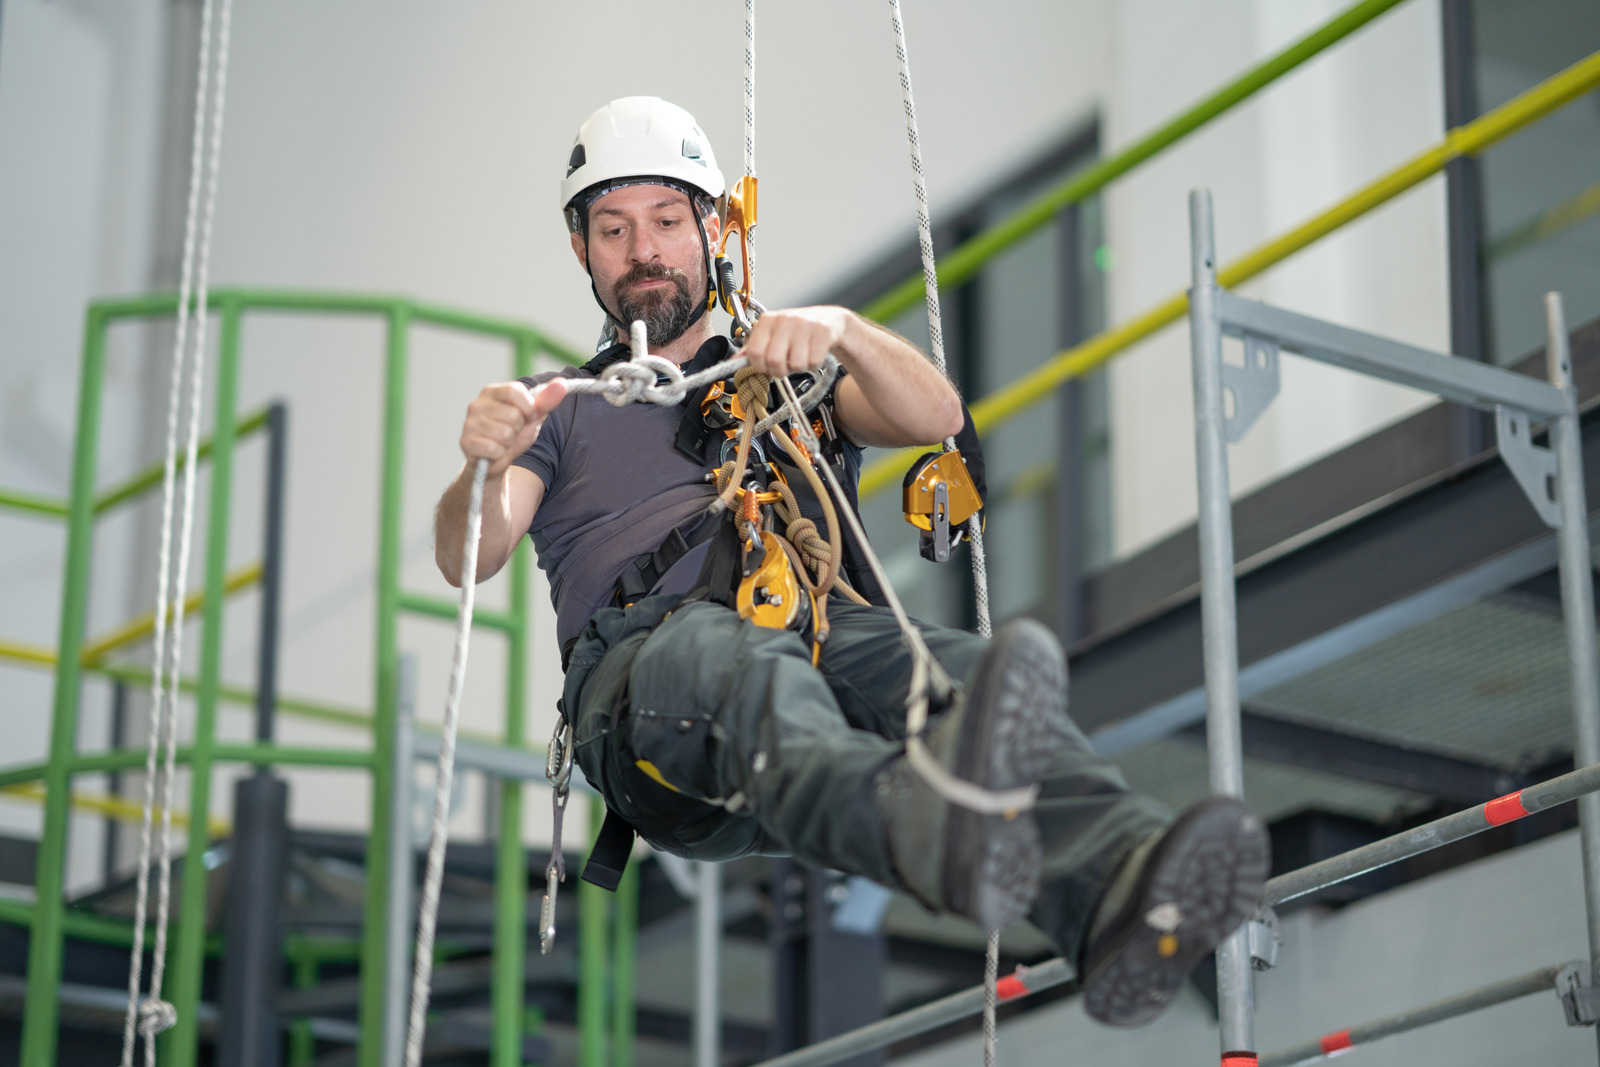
[613, 262, 691, 296]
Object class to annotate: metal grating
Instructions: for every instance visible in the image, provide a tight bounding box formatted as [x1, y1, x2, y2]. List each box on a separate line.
[1256, 597, 1578, 769]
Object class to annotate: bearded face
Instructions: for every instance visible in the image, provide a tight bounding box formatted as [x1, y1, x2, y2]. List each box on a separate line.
[611, 260, 699, 346]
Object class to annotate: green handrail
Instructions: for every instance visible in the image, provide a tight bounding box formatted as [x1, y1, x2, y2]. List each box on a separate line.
[15, 289, 595, 1067]
[859, 45, 1600, 497]
[859, 0, 1410, 325]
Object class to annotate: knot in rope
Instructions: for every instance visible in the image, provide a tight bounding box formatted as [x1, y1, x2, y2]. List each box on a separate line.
[734, 366, 773, 421]
[597, 361, 653, 406]
[137, 998, 178, 1037]
[598, 354, 691, 407]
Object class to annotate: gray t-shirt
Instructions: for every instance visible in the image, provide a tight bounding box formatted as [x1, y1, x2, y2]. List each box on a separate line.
[512, 339, 728, 649]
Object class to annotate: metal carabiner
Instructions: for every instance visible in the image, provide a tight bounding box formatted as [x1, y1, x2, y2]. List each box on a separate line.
[540, 718, 575, 954]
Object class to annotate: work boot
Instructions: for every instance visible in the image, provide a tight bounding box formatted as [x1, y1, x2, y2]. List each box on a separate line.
[875, 619, 1072, 931]
[1078, 796, 1270, 1027]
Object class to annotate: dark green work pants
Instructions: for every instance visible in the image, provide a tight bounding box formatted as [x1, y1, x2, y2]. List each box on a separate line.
[562, 594, 1170, 958]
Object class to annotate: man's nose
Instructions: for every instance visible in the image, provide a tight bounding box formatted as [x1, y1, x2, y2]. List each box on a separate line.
[628, 228, 663, 263]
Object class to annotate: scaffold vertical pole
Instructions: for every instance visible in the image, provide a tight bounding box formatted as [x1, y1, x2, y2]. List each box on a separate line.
[1546, 291, 1600, 1057]
[695, 860, 722, 1067]
[1188, 188, 1257, 1062]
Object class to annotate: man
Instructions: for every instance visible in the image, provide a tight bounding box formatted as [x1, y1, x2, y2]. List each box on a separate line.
[435, 96, 1269, 1027]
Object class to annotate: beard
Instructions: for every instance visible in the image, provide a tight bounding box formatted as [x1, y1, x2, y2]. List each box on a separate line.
[610, 261, 699, 346]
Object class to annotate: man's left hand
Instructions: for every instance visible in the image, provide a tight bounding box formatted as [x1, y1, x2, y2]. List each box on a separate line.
[740, 306, 852, 378]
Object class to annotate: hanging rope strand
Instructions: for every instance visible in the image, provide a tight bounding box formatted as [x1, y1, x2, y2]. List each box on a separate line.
[744, 0, 757, 281]
[403, 458, 489, 1067]
[144, 3, 235, 1061]
[887, 2, 1000, 1061]
[120, 0, 233, 1059]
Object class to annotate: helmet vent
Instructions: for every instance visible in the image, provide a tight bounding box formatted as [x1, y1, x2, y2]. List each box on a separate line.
[681, 136, 704, 164]
[566, 143, 586, 177]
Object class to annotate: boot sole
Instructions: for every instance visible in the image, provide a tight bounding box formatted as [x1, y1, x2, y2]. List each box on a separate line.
[1082, 796, 1270, 1027]
[943, 619, 1070, 930]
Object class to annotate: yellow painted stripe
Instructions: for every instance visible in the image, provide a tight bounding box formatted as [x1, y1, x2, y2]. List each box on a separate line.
[80, 560, 262, 666]
[0, 783, 230, 837]
[860, 49, 1600, 498]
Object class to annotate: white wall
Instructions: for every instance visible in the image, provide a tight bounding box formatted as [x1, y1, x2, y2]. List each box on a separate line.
[0, 0, 1127, 871]
[897, 829, 1596, 1067]
[1105, 0, 1449, 557]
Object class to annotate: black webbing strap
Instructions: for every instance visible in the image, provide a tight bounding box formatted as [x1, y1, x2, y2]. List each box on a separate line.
[580, 808, 638, 891]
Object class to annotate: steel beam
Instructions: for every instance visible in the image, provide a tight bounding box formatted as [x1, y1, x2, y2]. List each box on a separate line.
[1188, 188, 1256, 1060]
[1216, 290, 1566, 417]
[1259, 963, 1570, 1066]
[1546, 293, 1600, 1064]
[1174, 708, 1519, 805]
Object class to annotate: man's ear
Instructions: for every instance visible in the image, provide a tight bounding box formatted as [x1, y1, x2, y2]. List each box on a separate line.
[570, 230, 588, 272]
[703, 211, 721, 248]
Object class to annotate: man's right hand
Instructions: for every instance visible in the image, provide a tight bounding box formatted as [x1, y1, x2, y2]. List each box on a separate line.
[461, 379, 569, 475]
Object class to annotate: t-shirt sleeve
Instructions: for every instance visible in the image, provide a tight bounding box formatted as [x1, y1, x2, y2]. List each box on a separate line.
[510, 371, 567, 491]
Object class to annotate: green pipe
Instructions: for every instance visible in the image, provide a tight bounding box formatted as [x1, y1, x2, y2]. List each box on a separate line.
[0, 743, 372, 789]
[492, 332, 536, 1067]
[0, 486, 69, 519]
[859, 0, 1410, 325]
[579, 796, 610, 1067]
[211, 743, 375, 769]
[21, 305, 107, 1067]
[287, 950, 320, 1067]
[94, 405, 271, 514]
[0, 897, 140, 948]
[399, 590, 521, 633]
[164, 295, 243, 1067]
[611, 861, 639, 1067]
[87, 289, 584, 368]
[358, 304, 410, 1067]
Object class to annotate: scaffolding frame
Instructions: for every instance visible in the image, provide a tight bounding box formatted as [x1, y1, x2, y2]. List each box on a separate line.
[1187, 187, 1600, 1063]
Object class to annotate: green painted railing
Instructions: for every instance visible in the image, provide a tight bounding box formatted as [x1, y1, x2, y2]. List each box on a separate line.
[0, 288, 642, 1067]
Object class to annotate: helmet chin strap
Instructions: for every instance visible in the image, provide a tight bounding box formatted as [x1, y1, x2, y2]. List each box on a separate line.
[584, 189, 717, 350]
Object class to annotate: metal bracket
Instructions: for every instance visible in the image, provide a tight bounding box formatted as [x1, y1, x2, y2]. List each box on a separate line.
[1247, 907, 1282, 972]
[1558, 961, 1600, 1026]
[1223, 334, 1281, 444]
[931, 480, 952, 562]
[1495, 405, 1562, 529]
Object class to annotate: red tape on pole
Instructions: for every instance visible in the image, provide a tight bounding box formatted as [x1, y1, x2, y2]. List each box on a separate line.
[1484, 790, 1530, 826]
[995, 974, 1028, 1000]
[1319, 1029, 1354, 1055]
[1221, 1055, 1258, 1067]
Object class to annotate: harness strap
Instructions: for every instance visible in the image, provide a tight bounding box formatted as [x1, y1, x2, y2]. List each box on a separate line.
[580, 809, 638, 891]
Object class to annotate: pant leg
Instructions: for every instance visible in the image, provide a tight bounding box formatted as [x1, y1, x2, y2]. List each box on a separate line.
[622, 599, 905, 886]
[820, 602, 1171, 959]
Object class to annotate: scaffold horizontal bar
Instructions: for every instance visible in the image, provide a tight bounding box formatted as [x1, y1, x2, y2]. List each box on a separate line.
[410, 732, 596, 794]
[748, 958, 1073, 1067]
[1259, 962, 1572, 1066]
[1268, 761, 1600, 905]
[1216, 291, 1567, 417]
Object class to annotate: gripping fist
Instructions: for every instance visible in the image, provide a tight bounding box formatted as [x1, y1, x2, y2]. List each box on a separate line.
[740, 305, 852, 378]
[460, 378, 568, 476]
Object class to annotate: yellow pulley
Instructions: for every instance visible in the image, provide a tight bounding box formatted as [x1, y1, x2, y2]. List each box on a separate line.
[902, 448, 983, 563]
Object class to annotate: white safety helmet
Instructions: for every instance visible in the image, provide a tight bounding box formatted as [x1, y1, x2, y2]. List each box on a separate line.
[560, 96, 726, 234]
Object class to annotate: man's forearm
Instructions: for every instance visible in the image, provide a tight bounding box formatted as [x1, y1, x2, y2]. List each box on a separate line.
[434, 464, 519, 585]
[834, 312, 963, 446]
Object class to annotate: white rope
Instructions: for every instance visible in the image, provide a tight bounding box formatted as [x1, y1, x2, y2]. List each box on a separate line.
[887, 2, 1001, 1061]
[121, 0, 233, 1061]
[403, 457, 488, 1067]
[744, 0, 756, 279]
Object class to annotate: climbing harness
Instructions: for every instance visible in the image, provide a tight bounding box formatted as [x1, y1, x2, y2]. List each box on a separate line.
[120, 0, 234, 1063]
